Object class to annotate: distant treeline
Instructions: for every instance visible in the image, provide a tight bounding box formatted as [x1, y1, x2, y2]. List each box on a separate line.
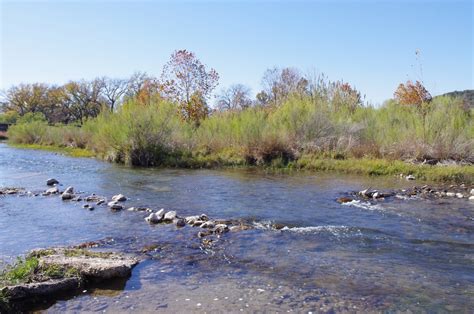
[2, 50, 473, 166]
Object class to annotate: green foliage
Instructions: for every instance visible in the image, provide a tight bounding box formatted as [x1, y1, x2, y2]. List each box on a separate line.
[6, 92, 473, 182]
[0, 257, 39, 286]
[0, 111, 20, 124]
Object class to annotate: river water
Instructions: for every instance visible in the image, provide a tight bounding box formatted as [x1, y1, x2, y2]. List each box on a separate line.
[0, 143, 473, 312]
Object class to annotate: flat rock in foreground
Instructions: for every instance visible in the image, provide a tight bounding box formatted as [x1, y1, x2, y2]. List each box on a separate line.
[1, 248, 139, 308]
[40, 250, 138, 279]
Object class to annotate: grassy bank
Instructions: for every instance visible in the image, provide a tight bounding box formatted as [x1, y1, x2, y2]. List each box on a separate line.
[7, 142, 474, 184]
[10, 143, 95, 158]
[5, 93, 473, 184]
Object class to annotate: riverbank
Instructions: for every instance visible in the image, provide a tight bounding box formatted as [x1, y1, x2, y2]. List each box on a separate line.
[9, 143, 474, 184]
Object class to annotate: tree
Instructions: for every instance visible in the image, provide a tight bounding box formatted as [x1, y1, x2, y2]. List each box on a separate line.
[179, 91, 208, 125]
[63, 79, 105, 124]
[2, 83, 49, 116]
[161, 49, 219, 122]
[259, 67, 307, 106]
[99, 77, 128, 111]
[217, 84, 252, 111]
[125, 72, 153, 100]
[394, 80, 432, 141]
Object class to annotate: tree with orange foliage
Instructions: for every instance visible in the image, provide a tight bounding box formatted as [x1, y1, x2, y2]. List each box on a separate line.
[161, 50, 219, 124]
[394, 80, 432, 141]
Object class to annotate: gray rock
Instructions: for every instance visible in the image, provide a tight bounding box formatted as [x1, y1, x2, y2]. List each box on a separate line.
[109, 203, 123, 211]
[469, 196, 474, 201]
[41, 250, 138, 279]
[156, 208, 165, 219]
[145, 212, 162, 224]
[63, 186, 74, 194]
[456, 193, 464, 199]
[200, 221, 215, 229]
[46, 178, 59, 186]
[111, 194, 127, 202]
[174, 218, 186, 227]
[61, 192, 74, 200]
[43, 187, 59, 196]
[185, 215, 200, 225]
[163, 211, 177, 221]
[213, 224, 229, 234]
[470, 189, 474, 196]
[96, 199, 105, 205]
[406, 175, 416, 181]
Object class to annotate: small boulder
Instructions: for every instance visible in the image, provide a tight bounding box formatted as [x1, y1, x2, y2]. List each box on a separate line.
[156, 208, 165, 219]
[64, 186, 74, 194]
[174, 218, 186, 227]
[111, 194, 127, 202]
[110, 204, 123, 211]
[468, 195, 474, 201]
[96, 199, 105, 205]
[61, 192, 74, 200]
[470, 189, 474, 196]
[213, 224, 229, 234]
[163, 211, 177, 221]
[185, 215, 200, 225]
[145, 212, 162, 224]
[456, 193, 464, 199]
[46, 178, 59, 186]
[43, 187, 59, 196]
[446, 192, 456, 197]
[406, 175, 416, 181]
[200, 221, 215, 229]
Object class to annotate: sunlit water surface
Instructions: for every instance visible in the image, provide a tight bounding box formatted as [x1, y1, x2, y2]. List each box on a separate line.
[0, 143, 473, 312]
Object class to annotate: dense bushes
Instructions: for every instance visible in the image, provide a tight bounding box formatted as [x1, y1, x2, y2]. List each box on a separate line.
[7, 94, 473, 167]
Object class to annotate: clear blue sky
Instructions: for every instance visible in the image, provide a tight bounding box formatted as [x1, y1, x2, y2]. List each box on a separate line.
[1, 0, 472, 105]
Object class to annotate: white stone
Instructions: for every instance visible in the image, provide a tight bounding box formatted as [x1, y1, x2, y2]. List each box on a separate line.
[111, 194, 127, 202]
[145, 212, 162, 224]
[163, 211, 177, 221]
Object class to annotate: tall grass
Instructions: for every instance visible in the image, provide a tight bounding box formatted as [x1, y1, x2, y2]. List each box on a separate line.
[7, 95, 473, 171]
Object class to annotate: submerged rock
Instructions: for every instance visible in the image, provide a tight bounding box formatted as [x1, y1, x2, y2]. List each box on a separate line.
[46, 178, 59, 186]
[336, 197, 353, 204]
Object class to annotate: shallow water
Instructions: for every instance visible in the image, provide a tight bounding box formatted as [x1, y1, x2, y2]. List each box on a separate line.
[0, 143, 473, 312]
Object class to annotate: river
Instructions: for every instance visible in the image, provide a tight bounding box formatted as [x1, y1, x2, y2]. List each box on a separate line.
[0, 143, 473, 312]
